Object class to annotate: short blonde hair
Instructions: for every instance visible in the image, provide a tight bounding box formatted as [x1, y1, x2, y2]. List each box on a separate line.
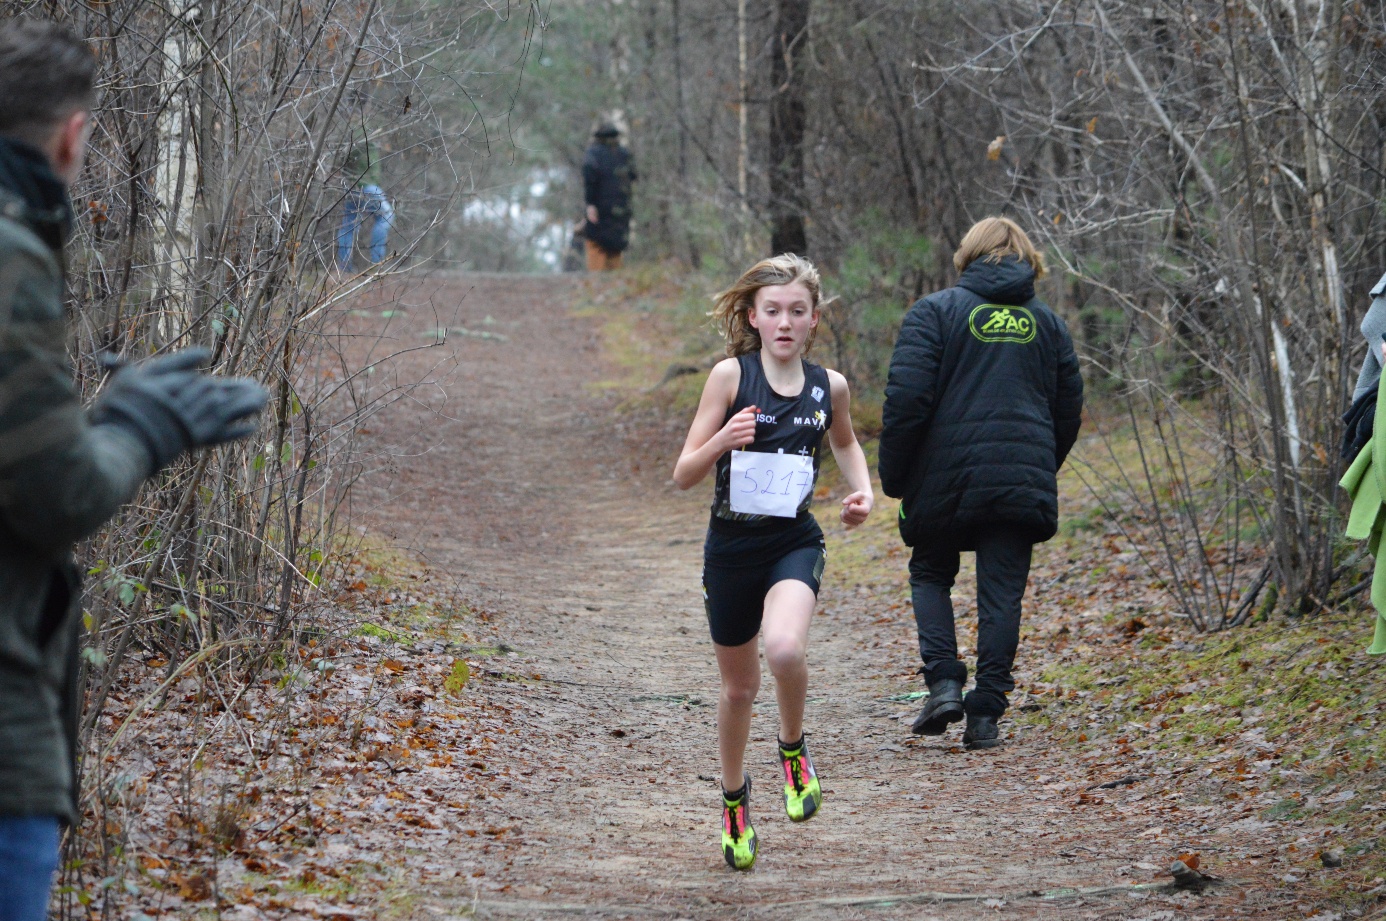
[710, 253, 825, 358]
[953, 216, 1047, 278]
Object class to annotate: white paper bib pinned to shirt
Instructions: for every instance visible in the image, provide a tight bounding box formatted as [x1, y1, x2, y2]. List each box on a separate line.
[729, 449, 814, 518]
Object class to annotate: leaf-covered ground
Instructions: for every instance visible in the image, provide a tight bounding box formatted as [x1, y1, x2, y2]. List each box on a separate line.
[74, 271, 1384, 919]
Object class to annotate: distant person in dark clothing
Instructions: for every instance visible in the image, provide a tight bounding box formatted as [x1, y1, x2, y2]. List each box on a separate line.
[879, 217, 1084, 751]
[0, 19, 266, 918]
[582, 122, 636, 271]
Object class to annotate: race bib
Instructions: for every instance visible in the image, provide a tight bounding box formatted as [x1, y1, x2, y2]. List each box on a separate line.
[729, 449, 814, 518]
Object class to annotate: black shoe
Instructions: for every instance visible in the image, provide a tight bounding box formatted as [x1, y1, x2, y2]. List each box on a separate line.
[910, 678, 964, 735]
[962, 713, 1001, 750]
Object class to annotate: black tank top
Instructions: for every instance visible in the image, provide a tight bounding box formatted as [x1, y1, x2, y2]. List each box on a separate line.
[711, 353, 833, 525]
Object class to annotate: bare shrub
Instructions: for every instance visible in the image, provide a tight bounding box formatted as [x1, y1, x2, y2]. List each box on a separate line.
[26, 0, 544, 910]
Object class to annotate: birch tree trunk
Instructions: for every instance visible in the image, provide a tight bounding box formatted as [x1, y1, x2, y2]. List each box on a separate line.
[153, 0, 200, 339]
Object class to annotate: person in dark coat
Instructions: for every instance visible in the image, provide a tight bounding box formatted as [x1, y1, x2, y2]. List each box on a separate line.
[879, 216, 1084, 750]
[581, 122, 636, 270]
[0, 21, 266, 916]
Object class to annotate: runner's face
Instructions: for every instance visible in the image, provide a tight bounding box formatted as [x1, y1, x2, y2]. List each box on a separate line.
[748, 282, 817, 360]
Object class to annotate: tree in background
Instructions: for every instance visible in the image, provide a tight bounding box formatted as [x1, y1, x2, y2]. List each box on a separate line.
[768, 0, 808, 256]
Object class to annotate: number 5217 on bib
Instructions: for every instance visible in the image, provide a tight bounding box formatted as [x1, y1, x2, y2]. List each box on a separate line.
[729, 449, 814, 518]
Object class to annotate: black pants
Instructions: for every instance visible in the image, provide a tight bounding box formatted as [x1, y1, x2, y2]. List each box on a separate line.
[908, 528, 1033, 718]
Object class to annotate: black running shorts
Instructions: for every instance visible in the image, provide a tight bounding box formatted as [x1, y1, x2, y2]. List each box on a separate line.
[702, 514, 826, 647]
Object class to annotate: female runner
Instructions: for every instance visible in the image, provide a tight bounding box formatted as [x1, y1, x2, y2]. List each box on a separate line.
[672, 254, 873, 870]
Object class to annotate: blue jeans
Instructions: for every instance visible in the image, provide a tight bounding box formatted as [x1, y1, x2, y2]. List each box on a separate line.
[336, 184, 394, 270]
[0, 815, 61, 921]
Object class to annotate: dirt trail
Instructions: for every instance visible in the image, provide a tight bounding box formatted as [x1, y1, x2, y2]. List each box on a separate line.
[346, 273, 1280, 920]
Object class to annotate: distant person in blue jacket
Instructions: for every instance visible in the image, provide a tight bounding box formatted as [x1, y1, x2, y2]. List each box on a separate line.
[879, 217, 1084, 751]
[336, 119, 394, 272]
[581, 122, 636, 271]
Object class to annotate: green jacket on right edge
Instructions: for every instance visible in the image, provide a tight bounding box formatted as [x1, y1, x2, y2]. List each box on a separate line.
[0, 145, 153, 824]
[1340, 381, 1386, 655]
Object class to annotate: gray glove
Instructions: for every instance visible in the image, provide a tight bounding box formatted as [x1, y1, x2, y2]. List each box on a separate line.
[91, 348, 269, 476]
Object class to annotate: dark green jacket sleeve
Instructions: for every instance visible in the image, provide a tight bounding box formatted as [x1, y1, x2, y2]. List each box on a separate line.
[0, 229, 150, 556]
[879, 298, 941, 499]
[342, 127, 382, 190]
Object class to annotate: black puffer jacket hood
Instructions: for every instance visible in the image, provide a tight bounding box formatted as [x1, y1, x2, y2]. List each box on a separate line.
[878, 258, 1084, 548]
[957, 255, 1036, 305]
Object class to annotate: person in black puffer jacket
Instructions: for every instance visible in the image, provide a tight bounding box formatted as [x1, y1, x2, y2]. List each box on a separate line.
[581, 122, 637, 270]
[879, 217, 1083, 751]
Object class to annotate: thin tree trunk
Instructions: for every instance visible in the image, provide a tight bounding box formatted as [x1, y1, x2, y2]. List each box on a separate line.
[672, 0, 700, 267]
[768, 0, 808, 256]
[154, 0, 199, 339]
[737, 0, 749, 217]
[673, 0, 687, 180]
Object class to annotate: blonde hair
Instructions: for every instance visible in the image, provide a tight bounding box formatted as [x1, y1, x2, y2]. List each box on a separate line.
[710, 253, 825, 357]
[953, 216, 1047, 278]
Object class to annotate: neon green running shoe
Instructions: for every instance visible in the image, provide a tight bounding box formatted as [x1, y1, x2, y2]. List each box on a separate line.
[721, 775, 757, 870]
[779, 736, 822, 822]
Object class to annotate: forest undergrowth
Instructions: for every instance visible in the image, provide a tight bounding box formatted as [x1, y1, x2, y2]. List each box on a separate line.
[72, 542, 506, 919]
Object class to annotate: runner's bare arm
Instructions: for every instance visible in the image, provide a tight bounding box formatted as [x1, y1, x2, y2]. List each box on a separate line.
[826, 369, 874, 528]
[672, 358, 755, 490]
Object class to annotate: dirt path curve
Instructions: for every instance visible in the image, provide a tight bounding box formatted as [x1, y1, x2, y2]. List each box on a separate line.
[347, 273, 1274, 920]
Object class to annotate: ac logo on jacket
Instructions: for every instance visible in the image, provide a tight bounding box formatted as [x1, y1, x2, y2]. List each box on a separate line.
[969, 304, 1036, 344]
